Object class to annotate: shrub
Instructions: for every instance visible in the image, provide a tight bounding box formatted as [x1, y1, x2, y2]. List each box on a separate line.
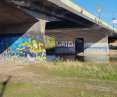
[54, 57, 63, 63]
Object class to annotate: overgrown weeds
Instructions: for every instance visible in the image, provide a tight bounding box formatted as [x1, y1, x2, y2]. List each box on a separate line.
[54, 57, 63, 63]
[36, 61, 117, 80]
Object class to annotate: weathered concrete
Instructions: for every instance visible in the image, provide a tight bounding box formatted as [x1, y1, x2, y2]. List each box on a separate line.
[0, 20, 46, 62]
[46, 27, 110, 55]
[55, 38, 75, 54]
[84, 36, 109, 55]
[0, 0, 37, 25]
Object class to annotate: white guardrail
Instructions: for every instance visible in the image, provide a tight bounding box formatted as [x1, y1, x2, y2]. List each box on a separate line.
[61, 0, 117, 32]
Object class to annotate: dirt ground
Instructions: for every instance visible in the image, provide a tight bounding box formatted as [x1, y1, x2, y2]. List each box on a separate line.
[0, 61, 117, 97]
[109, 50, 117, 55]
[0, 61, 29, 84]
[0, 61, 28, 74]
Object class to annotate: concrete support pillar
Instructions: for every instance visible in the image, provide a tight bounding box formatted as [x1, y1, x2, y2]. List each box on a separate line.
[55, 38, 75, 54]
[84, 36, 109, 55]
[0, 20, 46, 62]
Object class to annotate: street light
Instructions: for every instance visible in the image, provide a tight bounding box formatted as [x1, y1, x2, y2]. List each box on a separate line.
[101, 3, 115, 30]
[99, 0, 100, 20]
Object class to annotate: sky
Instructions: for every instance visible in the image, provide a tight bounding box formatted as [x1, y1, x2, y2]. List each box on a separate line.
[70, 0, 117, 29]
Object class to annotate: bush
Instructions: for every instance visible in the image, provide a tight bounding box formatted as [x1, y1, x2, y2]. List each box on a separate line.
[54, 57, 63, 63]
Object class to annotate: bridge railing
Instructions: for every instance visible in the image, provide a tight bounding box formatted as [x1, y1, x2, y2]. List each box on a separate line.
[61, 0, 117, 32]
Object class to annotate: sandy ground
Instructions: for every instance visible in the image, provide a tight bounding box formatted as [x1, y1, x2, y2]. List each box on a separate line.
[109, 50, 117, 54]
[0, 61, 30, 84]
[0, 61, 28, 74]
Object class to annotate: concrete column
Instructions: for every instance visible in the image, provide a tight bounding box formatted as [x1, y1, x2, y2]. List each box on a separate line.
[55, 38, 75, 54]
[84, 36, 109, 55]
[0, 20, 46, 62]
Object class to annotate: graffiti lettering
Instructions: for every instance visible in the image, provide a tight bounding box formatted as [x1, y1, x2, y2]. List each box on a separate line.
[85, 43, 107, 47]
[56, 41, 74, 47]
[56, 40, 75, 54]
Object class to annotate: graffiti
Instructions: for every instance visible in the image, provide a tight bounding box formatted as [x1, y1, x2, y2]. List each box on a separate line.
[84, 42, 108, 52]
[0, 31, 46, 62]
[84, 47, 107, 52]
[56, 41, 74, 47]
[55, 40, 75, 54]
[16, 38, 45, 53]
[16, 38, 46, 61]
[84, 43, 107, 47]
[56, 48, 75, 53]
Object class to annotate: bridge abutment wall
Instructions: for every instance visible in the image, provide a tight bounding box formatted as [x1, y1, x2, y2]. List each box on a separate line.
[53, 32, 109, 55]
[0, 20, 46, 62]
[84, 36, 109, 55]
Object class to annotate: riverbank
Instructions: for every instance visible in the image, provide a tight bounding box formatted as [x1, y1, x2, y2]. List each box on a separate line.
[40, 61, 117, 80]
[0, 61, 117, 97]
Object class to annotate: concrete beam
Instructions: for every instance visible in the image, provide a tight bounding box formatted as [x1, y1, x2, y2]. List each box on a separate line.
[0, 0, 37, 25]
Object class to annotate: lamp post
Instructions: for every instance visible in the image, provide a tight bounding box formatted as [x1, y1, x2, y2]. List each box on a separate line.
[99, 0, 100, 20]
[101, 3, 115, 30]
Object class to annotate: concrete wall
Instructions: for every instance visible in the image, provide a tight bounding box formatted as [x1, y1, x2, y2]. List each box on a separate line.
[84, 36, 109, 55]
[46, 29, 109, 55]
[55, 38, 75, 54]
[0, 20, 46, 62]
[55, 36, 109, 55]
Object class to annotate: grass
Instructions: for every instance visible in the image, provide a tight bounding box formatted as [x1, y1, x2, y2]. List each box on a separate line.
[2, 82, 117, 97]
[45, 41, 55, 48]
[54, 56, 63, 63]
[30, 60, 117, 81]
[0, 85, 2, 93]
[44, 61, 117, 81]
[0, 61, 117, 97]
[108, 54, 117, 56]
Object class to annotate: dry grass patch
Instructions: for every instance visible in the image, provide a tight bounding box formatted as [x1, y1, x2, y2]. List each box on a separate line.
[34, 61, 117, 80]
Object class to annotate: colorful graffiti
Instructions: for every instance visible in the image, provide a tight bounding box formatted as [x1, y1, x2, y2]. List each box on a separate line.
[84, 43, 108, 52]
[56, 48, 75, 53]
[55, 40, 75, 54]
[0, 31, 46, 62]
[84, 43, 107, 47]
[56, 41, 74, 47]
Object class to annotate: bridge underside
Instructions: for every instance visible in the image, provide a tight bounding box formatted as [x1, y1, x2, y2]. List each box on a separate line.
[45, 21, 114, 38]
[45, 21, 114, 55]
[0, 0, 117, 62]
[0, 0, 37, 25]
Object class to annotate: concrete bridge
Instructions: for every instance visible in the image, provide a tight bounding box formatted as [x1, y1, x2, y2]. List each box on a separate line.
[0, 0, 117, 62]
